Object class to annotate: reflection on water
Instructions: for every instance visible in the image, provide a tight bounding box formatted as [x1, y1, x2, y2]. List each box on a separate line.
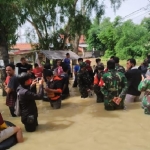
[0, 87, 150, 150]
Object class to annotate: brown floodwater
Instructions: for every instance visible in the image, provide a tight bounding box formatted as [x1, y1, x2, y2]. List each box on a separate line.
[0, 86, 150, 150]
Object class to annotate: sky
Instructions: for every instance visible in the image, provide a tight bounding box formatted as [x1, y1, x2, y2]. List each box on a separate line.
[17, 0, 150, 43]
[104, 0, 150, 23]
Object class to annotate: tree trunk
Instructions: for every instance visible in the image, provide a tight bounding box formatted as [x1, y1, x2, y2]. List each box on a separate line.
[0, 45, 9, 66]
[0, 44, 9, 96]
[0, 31, 9, 95]
[72, 33, 80, 54]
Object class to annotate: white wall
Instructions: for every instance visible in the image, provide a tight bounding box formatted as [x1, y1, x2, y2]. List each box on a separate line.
[14, 55, 22, 75]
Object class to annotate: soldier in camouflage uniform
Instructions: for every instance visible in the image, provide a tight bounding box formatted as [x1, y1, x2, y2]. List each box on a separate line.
[77, 62, 92, 98]
[101, 60, 128, 110]
[93, 64, 105, 103]
[138, 78, 150, 115]
[113, 57, 125, 73]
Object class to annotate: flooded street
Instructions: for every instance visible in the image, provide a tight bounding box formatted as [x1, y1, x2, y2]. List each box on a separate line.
[0, 86, 150, 150]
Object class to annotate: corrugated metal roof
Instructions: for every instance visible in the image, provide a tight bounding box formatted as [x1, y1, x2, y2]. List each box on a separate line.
[41, 50, 79, 59]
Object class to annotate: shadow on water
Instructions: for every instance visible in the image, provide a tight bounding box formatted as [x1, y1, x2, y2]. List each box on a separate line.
[40, 103, 85, 118]
[88, 103, 120, 118]
[89, 102, 142, 118]
[37, 120, 74, 132]
[90, 109, 120, 118]
[125, 102, 141, 110]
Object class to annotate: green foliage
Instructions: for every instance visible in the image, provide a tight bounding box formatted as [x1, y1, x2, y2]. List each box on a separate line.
[0, 0, 26, 66]
[0, 0, 24, 47]
[23, 0, 125, 50]
[87, 19, 105, 51]
[87, 16, 150, 59]
[141, 17, 150, 32]
[115, 20, 150, 59]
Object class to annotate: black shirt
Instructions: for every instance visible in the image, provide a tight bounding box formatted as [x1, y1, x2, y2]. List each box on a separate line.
[17, 85, 43, 121]
[7, 75, 19, 104]
[125, 68, 142, 96]
[60, 74, 69, 95]
[16, 63, 30, 74]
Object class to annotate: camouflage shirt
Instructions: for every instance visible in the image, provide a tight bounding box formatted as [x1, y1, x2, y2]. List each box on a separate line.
[77, 70, 92, 89]
[115, 64, 125, 74]
[138, 79, 150, 114]
[101, 69, 128, 100]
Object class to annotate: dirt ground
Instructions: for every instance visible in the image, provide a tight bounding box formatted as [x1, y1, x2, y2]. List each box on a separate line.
[0, 82, 150, 150]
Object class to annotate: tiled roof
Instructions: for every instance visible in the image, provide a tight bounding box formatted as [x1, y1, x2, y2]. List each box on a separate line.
[11, 37, 86, 53]
[11, 43, 32, 51]
[9, 43, 36, 55]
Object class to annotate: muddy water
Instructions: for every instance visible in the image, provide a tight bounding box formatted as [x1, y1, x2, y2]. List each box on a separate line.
[0, 86, 150, 150]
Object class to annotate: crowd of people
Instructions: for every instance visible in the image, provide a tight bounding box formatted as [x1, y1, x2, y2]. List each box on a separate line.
[1, 52, 150, 146]
[75, 55, 150, 113]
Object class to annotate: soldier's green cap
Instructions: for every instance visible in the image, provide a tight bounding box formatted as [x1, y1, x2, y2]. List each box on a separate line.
[79, 62, 87, 68]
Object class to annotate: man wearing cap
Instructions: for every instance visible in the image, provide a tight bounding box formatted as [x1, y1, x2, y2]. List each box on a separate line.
[77, 62, 92, 98]
[93, 64, 105, 103]
[101, 60, 128, 110]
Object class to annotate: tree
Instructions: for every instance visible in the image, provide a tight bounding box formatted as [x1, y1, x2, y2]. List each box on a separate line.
[87, 19, 106, 51]
[141, 17, 150, 32]
[87, 15, 150, 59]
[115, 20, 150, 59]
[97, 17, 122, 57]
[23, 0, 60, 50]
[60, 0, 125, 52]
[0, 0, 26, 96]
[0, 0, 24, 66]
[23, 0, 125, 52]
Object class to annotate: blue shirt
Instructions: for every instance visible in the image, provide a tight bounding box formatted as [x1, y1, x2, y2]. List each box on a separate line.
[74, 65, 80, 73]
[64, 58, 70, 69]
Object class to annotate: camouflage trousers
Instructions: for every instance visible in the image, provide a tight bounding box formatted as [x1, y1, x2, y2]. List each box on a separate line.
[79, 87, 88, 98]
[142, 95, 150, 115]
[93, 85, 104, 103]
[104, 93, 125, 110]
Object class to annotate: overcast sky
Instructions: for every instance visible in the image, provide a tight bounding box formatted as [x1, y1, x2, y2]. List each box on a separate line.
[104, 0, 150, 23]
[17, 0, 150, 43]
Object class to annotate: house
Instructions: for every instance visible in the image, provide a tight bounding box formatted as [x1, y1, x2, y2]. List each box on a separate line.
[9, 43, 36, 64]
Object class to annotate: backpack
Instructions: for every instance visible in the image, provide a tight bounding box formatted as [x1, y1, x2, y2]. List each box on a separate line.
[14, 92, 20, 117]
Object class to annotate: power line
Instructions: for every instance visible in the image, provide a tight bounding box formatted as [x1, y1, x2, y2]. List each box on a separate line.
[131, 11, 150, 20]
[122, 4, 150, 20]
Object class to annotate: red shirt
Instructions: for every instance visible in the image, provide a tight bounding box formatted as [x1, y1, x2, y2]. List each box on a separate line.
[32, 67, 43, 78]
[5, 76, 10, 85]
